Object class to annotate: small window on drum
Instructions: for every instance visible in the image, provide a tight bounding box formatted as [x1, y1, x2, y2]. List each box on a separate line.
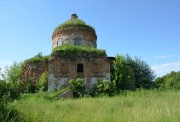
[77, 64, 83, 72]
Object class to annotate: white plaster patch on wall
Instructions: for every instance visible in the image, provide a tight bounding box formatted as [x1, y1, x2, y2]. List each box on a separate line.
[60, 77, 68, 87]
[54, 79, 61, 90]
[84, 77, 88, 89]
[90, 77, 98, 89]
[53, 34, 96, 48]
[91, 77, 98, 85]
[48, 73, 56, 91]
[104, 73, 111, 81]
[48, 73, 69, 91]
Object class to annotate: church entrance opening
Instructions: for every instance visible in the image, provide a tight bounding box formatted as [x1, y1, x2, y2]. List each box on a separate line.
[77, 64, 84, 78]
[77, 64, 84, 72]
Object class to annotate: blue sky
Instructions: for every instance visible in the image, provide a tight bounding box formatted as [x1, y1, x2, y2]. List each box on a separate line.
[0, 0, 180, 77]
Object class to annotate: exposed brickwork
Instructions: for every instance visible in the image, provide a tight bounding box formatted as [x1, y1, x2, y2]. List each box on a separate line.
[52, 27, 97, 49]
[48, 56, 110, 91]
[49, 56, 109, 79]
[21, 62, 48, 90]
[52, 27, 97, 41]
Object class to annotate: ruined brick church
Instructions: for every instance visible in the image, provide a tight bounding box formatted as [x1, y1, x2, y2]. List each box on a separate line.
[22, 14, 113, 91]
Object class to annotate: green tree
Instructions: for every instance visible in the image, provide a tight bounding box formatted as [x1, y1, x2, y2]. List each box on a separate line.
[124, 55, 155, 89]
[154, 77, 165, 89]
[3, 62, 22, 85]
[111, 55, 135, 93]
[2, 62, 23, 99]
[0, 80, 7, 98]
[155, 71, 180, 89]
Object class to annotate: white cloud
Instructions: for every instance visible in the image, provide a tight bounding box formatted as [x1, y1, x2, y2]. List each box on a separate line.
[152, 62, 180, 77]
[154, 55, 175, 59]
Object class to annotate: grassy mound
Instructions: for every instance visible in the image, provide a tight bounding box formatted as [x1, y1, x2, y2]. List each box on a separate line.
[54, 18, 95, 33]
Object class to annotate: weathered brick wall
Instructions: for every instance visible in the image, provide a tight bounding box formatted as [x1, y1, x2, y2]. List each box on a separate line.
[20, 56, 111, 92]
[48, 56, 110, 91]
[21, 62, 48, 91]
[52, 27, 97, 49]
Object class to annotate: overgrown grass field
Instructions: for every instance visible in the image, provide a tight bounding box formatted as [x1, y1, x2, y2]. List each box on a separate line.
[7, 90, 180, 122]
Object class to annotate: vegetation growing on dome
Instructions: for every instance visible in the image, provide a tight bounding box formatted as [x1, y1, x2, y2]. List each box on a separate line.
[54, 18, 95, 33]
[52, 45, 106, 58]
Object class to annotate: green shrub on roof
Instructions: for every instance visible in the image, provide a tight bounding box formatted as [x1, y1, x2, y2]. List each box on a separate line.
[23, 52, 50, 65]
[52, 45, 106, 58]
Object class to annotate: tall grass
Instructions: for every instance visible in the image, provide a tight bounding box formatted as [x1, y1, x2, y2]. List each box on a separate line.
[8, 90, 180, 122]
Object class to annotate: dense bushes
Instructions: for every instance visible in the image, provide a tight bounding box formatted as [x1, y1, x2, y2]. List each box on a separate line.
[0, 79, 20, 121]
[0, 80, 8, 98]
[23, 72, 48, 93]
[91, 80, 116, 97]
[68, 78, 85, 98]
[68, 79, 116, 97]
[0, 63, 22, 121]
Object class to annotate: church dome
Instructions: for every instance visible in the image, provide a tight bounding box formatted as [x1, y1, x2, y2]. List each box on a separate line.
[52, 14, 97, 49]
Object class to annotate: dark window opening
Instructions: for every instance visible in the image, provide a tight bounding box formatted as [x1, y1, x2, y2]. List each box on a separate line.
[77, 64, 84, 72]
